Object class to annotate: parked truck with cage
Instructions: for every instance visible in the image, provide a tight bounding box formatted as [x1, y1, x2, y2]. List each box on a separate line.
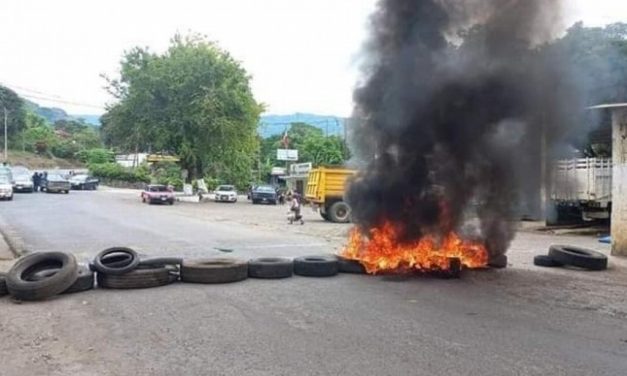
[549, 158, 612, 225]
[305, 167, 356, 223]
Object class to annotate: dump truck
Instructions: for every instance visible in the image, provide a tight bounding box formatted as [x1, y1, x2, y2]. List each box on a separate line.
[549, 157, 612, 224]
[305, 167, 356, 223]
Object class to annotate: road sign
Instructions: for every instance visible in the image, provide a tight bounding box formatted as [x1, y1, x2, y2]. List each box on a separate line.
[290, 162, 312, 176]
[277, 149, 298, 161]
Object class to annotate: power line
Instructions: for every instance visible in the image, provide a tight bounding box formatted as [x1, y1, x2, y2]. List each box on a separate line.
[0, 81, 106, 110]
[16, 93, 105, 110]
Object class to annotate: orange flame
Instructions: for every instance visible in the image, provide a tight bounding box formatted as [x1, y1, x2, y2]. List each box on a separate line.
[341, 221, 488, 274]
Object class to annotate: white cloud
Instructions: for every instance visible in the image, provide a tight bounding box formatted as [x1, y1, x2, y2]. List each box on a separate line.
[0, 0, 624, 116]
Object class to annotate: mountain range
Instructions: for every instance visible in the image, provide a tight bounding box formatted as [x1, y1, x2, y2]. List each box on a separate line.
[25, 100, 101, 126]
[26, 100, 346, 138]
[259, 113, 346, 138]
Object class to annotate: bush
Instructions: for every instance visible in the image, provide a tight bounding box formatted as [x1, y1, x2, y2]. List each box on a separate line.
[76, 148, 115, 164]
[151, 162, 184, 190]
[52, 140, 81, 159]
[203, 176, 220, 191]
[89, 163, 150, 183]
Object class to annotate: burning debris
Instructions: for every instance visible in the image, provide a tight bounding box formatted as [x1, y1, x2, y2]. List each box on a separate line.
[343, 0, 574, 273]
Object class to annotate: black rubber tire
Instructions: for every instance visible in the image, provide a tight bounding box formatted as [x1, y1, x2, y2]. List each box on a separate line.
[139, 257, 183, 268]
[248, 258, 293, 279]
[548, 245, 608, 271]
[89, 252, 136, 272]
[320, 212, 330, 221]
[338, 256, 367, 274]
[0, 272, 8, 297]
[488, 254, 508, 269]
[26, 264, 95, 294]
[97, 265, 178, 289]
[328, 201, 351, 223]
[181, 258, 248, 284]
[533, 255, 563, 268]
[64, 265, 95, 294]
[92, 247, 140, 275]
[293, 255, 339, 277]
[6, 252, 78, 301]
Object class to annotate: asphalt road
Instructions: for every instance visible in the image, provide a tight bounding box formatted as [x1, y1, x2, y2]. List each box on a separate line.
[0, 190, 626, 376]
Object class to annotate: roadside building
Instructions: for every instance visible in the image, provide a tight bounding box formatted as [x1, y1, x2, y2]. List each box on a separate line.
[589, 103, 627, 256]
[283, 163, 312, 196]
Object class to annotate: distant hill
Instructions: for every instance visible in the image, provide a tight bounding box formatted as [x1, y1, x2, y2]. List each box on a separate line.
[259, 113, 346, 138]
[23, 100, 101, 126]
[70, 114, 101, 126]
[23, 98, 345, 135]
[24, 100, 70, 124]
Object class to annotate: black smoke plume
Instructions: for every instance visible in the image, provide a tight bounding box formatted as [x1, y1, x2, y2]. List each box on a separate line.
[347, 0, 577, 261]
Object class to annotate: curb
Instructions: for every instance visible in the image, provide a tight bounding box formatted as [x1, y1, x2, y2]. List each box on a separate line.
[0, 214, 28, 257]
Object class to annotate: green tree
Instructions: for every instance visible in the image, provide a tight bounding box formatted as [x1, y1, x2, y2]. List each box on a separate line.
[260, 122, 348, 167]
[549, 22, 627, 105]
[0, 85, 26, 140]
[102, 33, 262, 188]
[22, 124, 56, 154]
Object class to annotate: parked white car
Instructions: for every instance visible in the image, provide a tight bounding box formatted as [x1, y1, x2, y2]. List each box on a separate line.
[214, 185, 237, 203]
[11, 167, 34, 193]
[0, 174, 14, 200]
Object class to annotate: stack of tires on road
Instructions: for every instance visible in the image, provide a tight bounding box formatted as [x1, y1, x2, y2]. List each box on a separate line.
[0, 247, 367, 302]
[533, 245, 609, 271]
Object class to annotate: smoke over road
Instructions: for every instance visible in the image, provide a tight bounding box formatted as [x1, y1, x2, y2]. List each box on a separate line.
[347, 0, 576, 261]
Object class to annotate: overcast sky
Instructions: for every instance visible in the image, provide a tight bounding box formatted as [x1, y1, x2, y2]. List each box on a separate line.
[0, 0, 625, 116]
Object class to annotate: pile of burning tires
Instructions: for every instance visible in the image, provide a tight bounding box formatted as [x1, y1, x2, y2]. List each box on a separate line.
[0, 247, 367, 301]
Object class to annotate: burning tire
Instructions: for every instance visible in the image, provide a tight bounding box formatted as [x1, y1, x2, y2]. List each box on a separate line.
[338, 256, 367, 274]
[248, 257, 293, 279]
[548, 245, 608, 271]
[293, 255, 339, 277]
[533, 255, 563, 268]
[488, 255, 508, 269]
[0, 272, 8, 297]
[92, 247, 140, 275]
[27, 264, 95, 294]
[97, 265, 178, 289]
[328, 201, 351, 223]
[6, 252, 79, 301]
[181, 258, 248, 284]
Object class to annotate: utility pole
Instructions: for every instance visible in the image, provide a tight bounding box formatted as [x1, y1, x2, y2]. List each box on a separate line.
[3, 107, 7, 162]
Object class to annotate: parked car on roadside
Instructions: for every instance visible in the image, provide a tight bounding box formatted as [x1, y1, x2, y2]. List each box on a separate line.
[214, 185, 238, 203]
[41, 174, 71, 194]
[141, 184, 175, 205]
[0, 174, 14, 200]
[251, 185, 278, 205]
[0, 166, 13, 184]
[69, 174, 99, 190]
[11, 167, 34, 193]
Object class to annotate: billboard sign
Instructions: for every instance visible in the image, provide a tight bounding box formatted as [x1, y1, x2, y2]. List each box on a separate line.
[277, 149, 298, 161]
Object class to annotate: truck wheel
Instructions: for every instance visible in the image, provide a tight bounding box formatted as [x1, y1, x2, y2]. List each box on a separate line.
[320, 212, 330, 221]
[328, 201, 351, 223]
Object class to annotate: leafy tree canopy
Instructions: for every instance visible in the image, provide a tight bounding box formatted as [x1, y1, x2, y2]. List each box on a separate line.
[102, 33, 262, 187]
